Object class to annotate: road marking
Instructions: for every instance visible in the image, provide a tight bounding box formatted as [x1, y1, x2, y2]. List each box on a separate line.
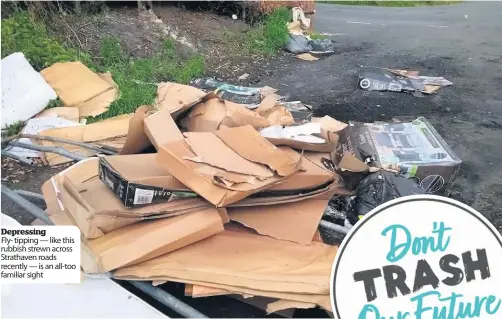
[347, 21, 372, 25]
[428, 25, 448, 28]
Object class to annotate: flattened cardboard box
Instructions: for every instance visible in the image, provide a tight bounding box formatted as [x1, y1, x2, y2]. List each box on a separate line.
[51, 158, 210, 238]
[338, 117, 461, 195]
[99, 154, 198, 208]
[156, 124, 302, 207]
[41, 177, 226, 273]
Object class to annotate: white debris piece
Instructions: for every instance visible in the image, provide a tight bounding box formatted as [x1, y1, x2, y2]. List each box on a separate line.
[1, 52, 57, 129]
[4, 115, 82, 158]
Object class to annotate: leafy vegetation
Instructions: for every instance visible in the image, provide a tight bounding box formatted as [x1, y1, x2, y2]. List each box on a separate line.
[5, 121, 25, 137]
[1, 12, 205, 122]
[1, 12, 92, 70]
[225, 7, 291, 56]
[317, 0, 461, 7]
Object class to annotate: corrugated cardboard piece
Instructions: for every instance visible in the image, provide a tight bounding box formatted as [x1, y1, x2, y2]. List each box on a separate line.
[228, 199, 329, 244]
[119, 105, 155, 155]
[39, 114, 132, 166]
[155, 82, 208, 120]
[40, 62, 118, 117]
[157, 125, 301, 207]
[186, 98, 270, 132]
[113, 228, 337, 294]
[48, 158, 210, 238]
[41, 177, 226, 273]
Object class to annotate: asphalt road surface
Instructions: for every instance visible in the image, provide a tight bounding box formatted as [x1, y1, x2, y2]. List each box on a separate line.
[262, 1, 502, 231]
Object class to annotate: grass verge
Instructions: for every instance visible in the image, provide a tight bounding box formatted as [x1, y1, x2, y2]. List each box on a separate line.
[317, 0, 461, 7]
[1, 11, 205, 124]
[225, 7, 290, 56]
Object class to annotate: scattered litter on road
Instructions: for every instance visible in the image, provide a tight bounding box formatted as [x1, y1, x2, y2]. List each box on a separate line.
[296, 53, 319, 61]
[238, 73, 249, 80]
[190, 78, 264, 107]
[347, 171, 425, 225]
[285, 34, 313, 54]
[358, 67, 452, 96]
[1, 52, 57, 129]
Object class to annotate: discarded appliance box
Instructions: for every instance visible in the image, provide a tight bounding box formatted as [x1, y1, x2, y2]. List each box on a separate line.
[98, 154, 199, 208]
[338, 117, 461, 195]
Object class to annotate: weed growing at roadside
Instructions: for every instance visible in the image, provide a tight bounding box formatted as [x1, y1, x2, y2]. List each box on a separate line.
[310, 33, 329, 40]
[225, 7, 290, 56]
[1, 12, 92, 70]
[89, 37, 205, 122]
[4, 121, 25, 137]
[1, 12, 205, 122]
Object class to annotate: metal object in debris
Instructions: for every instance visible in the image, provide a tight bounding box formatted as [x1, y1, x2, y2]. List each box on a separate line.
[319, 220, 350, 235]
[8, 140, 87, 162]
[1, 184, 54, 225]
[130, 281, 208, 318]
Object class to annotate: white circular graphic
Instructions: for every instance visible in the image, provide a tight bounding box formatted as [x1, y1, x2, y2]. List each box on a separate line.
[331, 195, 502, 319]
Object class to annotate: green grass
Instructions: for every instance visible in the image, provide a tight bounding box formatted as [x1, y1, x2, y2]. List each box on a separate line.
[1, 12, 92, 70]
[4, 121, 25, 137]
[310, 33, 329, 40]
[1, 12, 205, 123]
[317, 0, 461, 7]
[225, 7, 291, 56]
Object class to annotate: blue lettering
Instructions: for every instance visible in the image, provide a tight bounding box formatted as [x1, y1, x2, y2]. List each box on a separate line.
[411, 290, 437, 319]
[382, 224, 411, 262]
[359, 304, 380, 319]
[486, 296, 501, 314]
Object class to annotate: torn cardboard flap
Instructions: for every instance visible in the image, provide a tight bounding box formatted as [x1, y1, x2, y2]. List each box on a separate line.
[155, 82, 208, 120]
[183, 131, 275, 178]
[144, 107, 185, 150]
[214, 126, 300, 177]
[255, 95, 277, 115]
[39, 113, 132, 166]
[262, 106, 295, 126]
[113, 228, 338, 295]
[312, 116, 348, 133]
[186, 98, 270, 132]
[296, 53, 319, 61]
[119, 105, 155, 155]
[157, 126, 300, 206]
[228, 199, 329, 245]
[40, 62, 117, 117]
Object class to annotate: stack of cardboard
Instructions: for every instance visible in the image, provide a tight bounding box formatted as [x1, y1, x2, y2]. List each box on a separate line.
[42, 82, 350, 314]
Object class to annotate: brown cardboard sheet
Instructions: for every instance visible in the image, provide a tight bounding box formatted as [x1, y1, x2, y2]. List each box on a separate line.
[114, 275, 332, 311]
[40, 62, 117, 117]
[296, 53, 319, 61]
[186, 98, 270, 132]
[262, 106, 295, 126]
[41, 177, 225, 273]
[113, 228, 338, 295]
[157, 125, 301, 207]
[266, 299, 316, 314]
[49, 158, 210, 238]
[39, 114, 132, 165]
[119, 106, 155, 155]
[228, 199, 328, 245]
[154, 82, 208, 120]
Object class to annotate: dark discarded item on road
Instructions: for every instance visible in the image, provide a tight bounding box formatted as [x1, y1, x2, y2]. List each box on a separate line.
[309, 39, 334, 53]
[190, 78, 262, 107]
[358, 67, 452, 96]
[347, 171, 425, 225]
[338, 117, 462, 195]
[358, 67, 425, 93]
[285, 34, 313, 54]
